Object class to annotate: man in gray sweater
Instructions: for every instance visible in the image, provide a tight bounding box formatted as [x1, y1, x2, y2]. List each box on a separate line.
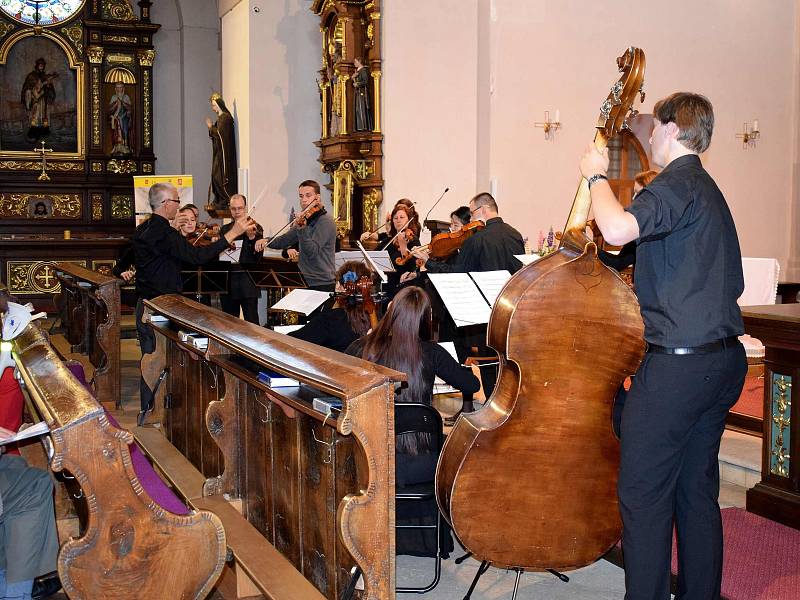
[257, 180, 336, 291]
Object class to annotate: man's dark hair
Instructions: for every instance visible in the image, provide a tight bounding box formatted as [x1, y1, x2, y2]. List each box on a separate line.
[470, 192, 498, 213]
[653, 92, 714, 154]
[299, 179, 320, 194]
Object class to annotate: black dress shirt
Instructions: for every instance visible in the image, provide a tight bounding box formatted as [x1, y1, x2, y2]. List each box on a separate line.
[219, 221, 262, 299]
[627, 154, 744, 346]
[425, 217, 524, 274]
[288, 308, 359, 353]
[133, 214, 230, 300]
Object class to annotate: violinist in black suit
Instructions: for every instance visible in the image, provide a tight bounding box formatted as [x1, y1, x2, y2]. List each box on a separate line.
[219, 193, 262, 324]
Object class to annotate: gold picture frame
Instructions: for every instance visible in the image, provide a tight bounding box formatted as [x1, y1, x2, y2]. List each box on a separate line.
[0, 28, 86, 160]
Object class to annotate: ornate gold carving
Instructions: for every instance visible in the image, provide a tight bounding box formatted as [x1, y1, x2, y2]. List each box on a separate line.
[0, 194, 28, 216]
[332, 165, 354, 233]
[111, 195, 133, 219]
[52, 195, 82, 218]
[92, 194, 104, 220]
[137, 49, 155, 67]
[0, 22, 14, 41]
[87, 45, 105, 64]
[92, 65, 101, 146]
[339, 74, 350, 135]
[371, 70, 382, 133]
[143, 70, 152, 147]
[8, 261, 86, 295]
[107, 159, 137, 174]
[104, 35, 137, 44]
[106, 53, 134, 65]
[370, 11, 381, 20]
[60, 23, 84, 58]
[770, 374, 792, 478]
[103, 0, 136, 21]
[362, 187, 382, 234]
[91, 161, 103, 173]
[0, 161, 83, 172]
[366, 23, 374, 46]
[142, 163, 153, 174]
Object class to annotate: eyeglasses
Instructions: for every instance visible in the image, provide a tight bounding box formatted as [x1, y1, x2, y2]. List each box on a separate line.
[166, 197, 180, 204]
[470, 206, 482, 217]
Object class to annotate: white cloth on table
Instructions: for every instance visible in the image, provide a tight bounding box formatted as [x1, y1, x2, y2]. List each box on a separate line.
[738, 257, 780, 360]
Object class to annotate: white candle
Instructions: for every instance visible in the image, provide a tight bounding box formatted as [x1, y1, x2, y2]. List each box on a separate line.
[555, 109, 560, 124]
[752, 119, 759, 132]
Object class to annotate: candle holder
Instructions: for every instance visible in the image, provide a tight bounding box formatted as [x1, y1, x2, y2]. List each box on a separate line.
[736, 120, 760, 149]
[534, 110, 562, 141]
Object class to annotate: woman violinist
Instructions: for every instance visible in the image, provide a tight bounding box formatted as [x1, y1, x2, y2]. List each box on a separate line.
[287, 261, 377, 353]
[379, 203, 421, 298]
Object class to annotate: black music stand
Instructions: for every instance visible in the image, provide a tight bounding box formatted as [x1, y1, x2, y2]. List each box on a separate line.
[181, 267, 228, 308]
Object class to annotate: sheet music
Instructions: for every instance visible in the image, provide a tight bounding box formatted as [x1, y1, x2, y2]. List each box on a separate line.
[469, 270, 512, 307]
[0, 421, 49, 446]
[270, 289, 330, 315]
[433, 341, 460, 394]
[335, 247, 394, 282]
[514, 254, 541, 266]
[427, 273, 491, 327]
[219, 240, 242, 263]
[273, 324, 304, 334]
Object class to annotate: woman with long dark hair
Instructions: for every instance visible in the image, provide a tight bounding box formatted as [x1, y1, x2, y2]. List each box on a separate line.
[287, 261, 375, 352]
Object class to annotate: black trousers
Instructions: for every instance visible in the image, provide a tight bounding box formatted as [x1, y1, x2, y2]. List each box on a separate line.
[618, 343, 746, 600]
[220, 295, 259, 325]
[135, 298, 156, 412]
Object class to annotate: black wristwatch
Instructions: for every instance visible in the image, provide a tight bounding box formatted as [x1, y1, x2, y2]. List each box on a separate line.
[587, 174, 608, 189]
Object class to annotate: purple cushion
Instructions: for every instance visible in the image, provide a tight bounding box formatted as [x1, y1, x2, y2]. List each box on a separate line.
[65, 361, 190, 515]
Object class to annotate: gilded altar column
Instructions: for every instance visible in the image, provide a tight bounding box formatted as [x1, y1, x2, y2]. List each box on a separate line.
[87, 46, 105, 150]
[371, 70, 382, 133]
[137, 49, 156, 153]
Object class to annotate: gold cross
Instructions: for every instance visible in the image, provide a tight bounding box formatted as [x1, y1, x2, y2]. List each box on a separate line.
[34, 140, 53, 181]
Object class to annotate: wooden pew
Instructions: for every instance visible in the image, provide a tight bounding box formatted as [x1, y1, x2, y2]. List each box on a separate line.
[11, 320, 226, 600]
[54, 261, 121, 409]
[142, 294, 405, 600]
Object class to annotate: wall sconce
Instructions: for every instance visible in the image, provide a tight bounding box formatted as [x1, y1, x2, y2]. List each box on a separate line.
[534, 110, 561, 140]
[736, 120, 760, 149]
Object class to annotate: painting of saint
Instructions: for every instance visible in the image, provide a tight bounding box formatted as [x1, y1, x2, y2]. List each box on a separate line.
[0, 36, 78, 153]
[109, 82, 133, 156]
[21, 57, 58, 139]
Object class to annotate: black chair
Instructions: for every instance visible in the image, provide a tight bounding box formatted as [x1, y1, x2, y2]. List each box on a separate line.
[395, 402, 448, 594]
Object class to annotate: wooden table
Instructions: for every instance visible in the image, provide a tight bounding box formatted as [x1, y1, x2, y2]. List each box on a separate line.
[742, 304, 800, 529]
[777, 281, 800, 304]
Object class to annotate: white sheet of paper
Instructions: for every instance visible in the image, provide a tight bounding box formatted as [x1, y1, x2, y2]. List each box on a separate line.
[427, 273, 491, 327]
[219, 240, 242, 263]
[273, 324, 304, 334]
[336, 249, 395, 274]
[469, 270, 512, 307]
[270, 288, 330, 315]
[514, 254, 541, 266]
[0, 421, 49, 446]
[433, 341, 460, 394]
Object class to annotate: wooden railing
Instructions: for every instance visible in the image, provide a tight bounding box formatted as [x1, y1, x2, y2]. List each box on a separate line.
[143, 294, 405, 600]
[54, 261, 120, 409]
[11, 319, 226, 600]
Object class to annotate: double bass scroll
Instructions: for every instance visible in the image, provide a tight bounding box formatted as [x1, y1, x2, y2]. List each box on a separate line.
[436, 47, 647, 572]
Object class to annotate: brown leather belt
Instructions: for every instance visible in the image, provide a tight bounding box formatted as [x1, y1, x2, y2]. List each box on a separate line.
[646, 336, 740, 355]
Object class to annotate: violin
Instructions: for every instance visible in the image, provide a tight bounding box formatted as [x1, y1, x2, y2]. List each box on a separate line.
[395, 220, 484, 266]
[391, 228, 418, 265]
[294, 201, 324, 228]
[186, 222, 220, 247]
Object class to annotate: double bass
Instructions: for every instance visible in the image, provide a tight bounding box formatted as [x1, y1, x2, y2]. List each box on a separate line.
[436, 48, 647, 571]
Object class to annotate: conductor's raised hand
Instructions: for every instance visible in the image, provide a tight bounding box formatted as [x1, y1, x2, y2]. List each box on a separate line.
[579, 144, 609, 180]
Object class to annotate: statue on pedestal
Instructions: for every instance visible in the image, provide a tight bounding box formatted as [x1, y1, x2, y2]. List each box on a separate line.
[352, 57, 372, 132]
[205, 93, 238, 211]
[109, 82, 133, 156]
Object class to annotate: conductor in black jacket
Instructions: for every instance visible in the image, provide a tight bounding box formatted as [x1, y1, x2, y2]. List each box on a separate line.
[219, 194, 262, 324]
[134, 182, 254, 415]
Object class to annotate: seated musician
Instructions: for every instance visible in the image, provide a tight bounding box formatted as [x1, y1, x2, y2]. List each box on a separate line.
[380, 203, 421, 298]
[597, 169, 658, 273]
[359, 198, 415, 246]
[287, 261, 375, 352]
[220, 194, 262, 324]
[177, 206, 198, 237]
[345, 285, 479, 466]
[414, 193, 524, 274]
[0, 430, 60, 600]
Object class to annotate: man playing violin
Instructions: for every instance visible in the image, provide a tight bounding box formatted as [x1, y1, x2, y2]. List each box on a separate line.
[413, 193, 524, 274]
[256, 180, 336, 292]
[219, 194, 262, 324]
[580, 92, 746, 600]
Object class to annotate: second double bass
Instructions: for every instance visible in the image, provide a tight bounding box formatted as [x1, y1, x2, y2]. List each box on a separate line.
[436, 48, 647, 571]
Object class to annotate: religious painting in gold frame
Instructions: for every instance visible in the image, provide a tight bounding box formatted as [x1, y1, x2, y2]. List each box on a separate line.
[0, 29, 85, 159]
[332, 166, 354, 235]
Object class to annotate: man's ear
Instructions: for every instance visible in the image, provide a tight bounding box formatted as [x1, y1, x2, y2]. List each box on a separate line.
[665, 121, 681, 139]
